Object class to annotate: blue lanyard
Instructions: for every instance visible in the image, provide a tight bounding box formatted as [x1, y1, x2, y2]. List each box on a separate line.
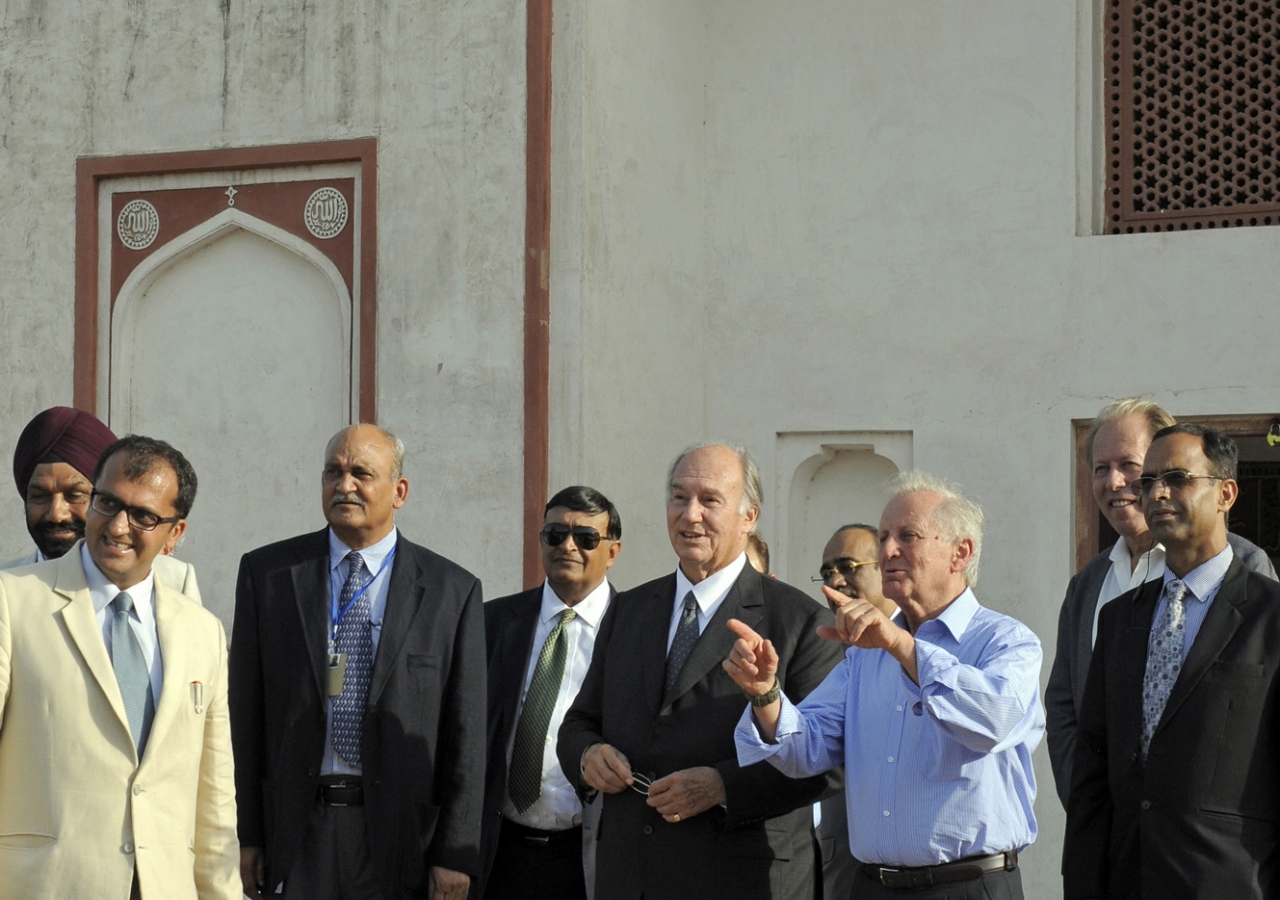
[330, 545, 397, 640]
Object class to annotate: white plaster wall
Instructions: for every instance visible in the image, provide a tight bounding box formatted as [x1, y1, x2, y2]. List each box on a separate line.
[553, 0, 1280, 895]
[0, 1, 527, 603]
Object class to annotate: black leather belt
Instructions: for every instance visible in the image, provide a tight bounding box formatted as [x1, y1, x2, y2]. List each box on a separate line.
[501, 818, 582, 848]
[860, 850, 1018, 889]
[317, 778, 364, 807]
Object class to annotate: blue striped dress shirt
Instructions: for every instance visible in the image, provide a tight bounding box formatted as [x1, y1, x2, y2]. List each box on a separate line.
[735, 588, 1044, 867]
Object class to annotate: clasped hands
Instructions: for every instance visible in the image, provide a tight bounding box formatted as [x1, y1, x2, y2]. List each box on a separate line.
[581, 743, 725, 824]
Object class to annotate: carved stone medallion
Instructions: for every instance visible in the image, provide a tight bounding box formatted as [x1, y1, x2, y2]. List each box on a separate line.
[304, 187, 349, 240]
[117, 199, 160, 251]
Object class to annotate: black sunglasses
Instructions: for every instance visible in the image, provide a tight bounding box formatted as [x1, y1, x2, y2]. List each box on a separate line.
[1136, 470, 1224, 496]
[540, 524, 609, 551]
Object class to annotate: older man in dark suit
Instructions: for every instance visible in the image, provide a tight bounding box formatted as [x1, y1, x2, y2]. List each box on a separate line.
[229, 424, 485, 900]
[1065, 423, 1280, 898]
[558, 444, 842, 900]
[479, 485, 622, 900]
[1046, 400, 1275, 806]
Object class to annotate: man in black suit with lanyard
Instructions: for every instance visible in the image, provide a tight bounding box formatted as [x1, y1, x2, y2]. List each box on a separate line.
[230, 424, 485, 900]
[479, 485, 622, 900]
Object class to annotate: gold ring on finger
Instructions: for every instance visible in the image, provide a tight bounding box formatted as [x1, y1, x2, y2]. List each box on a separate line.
[672, 814, 681, 822]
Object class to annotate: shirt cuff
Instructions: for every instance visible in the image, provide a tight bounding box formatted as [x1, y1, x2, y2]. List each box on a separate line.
[733, 695, 801, 766]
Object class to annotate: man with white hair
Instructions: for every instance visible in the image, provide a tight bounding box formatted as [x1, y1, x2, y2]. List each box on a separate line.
[727, 472, 1044, 899]
[559, 444, 842, 900]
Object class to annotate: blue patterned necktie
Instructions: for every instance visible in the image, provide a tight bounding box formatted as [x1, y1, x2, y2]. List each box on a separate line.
[664, 591, 700, 701]
[1141, 578, 1189, 758]
[333, 551, 373, 765]
[110, 592, 155, 758]
[508, 608, 577, 813]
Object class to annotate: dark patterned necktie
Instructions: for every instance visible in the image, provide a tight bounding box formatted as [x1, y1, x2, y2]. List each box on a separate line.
[1141, 578, 1189, 757]
[664, 591, 700, 701]
[333, 551, 373, 765]
[508, 608, 577, 812]
[111, 592, 155, 757]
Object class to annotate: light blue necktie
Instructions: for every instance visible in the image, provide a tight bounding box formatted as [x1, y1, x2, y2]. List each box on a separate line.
[1141, 579, 1188, 758]
[111, 592, 155, 757]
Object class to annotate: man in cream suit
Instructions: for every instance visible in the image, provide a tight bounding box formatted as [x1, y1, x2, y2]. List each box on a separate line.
[0, 407, 201, 604]
[0, 434, 238, 900]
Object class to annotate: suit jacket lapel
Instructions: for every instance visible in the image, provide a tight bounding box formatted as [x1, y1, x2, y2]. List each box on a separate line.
[142, 581, 190, 763]
[369, 534, 425, 704]
[52, 551, 133, 743]
[664, 567, 764, 710]
[642, 575, 677, 718]
[1157, 558, 1247, 735]
[1118, 580, 1159, 739]
[499, 589, 542, 743]
[291, 531, 332, 705]
[1074, 558, 1110, 708]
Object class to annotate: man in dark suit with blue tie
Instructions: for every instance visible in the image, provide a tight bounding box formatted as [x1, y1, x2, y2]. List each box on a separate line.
[479, 485, 622, 900]
[1065, 423, 1280, 899]
[558, 444, 842, 900]
[230, 424, 485, 900]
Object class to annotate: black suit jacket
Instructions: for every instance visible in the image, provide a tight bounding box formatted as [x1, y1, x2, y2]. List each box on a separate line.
[1064, 556, 1280, 899]
[557, 565, 842, 900]
[229, 528, 486, 898]
[477, 582, 617, 899]
[1047, 533, 1276, 808]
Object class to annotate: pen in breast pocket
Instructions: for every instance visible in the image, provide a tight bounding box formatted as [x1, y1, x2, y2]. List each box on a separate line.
[191, 681, 204, 714]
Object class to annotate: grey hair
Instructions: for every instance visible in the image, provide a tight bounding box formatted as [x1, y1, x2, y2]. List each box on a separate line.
[1086, 398, 1176, 466]
[668, 443, 763, 516]
[888, 470, 984, 587]
[326, 424, 406, 480]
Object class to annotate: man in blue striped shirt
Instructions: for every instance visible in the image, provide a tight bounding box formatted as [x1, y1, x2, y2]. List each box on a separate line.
[728, 471, 1044, 899]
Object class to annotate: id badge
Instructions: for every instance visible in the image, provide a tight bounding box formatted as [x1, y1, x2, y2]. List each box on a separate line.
[327, 652, 347, 697]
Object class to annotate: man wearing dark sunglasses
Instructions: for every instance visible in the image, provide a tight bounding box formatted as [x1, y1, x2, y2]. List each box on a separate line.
[479, 486, 622, 900]
[1065, 423, 1280, 899]
[1045, 400, 1275, 809]
[559, 443, 842, 900]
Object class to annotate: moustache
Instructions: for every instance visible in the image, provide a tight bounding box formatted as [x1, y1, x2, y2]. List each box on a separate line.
[35, 520, 85, 538]
[330, 493, 365, 508]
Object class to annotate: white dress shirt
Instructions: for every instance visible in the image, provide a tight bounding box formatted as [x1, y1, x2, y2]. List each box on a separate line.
[321, 527, 399, 776]
[1091, 537, 1167, 645]
[669, 552, 748, 649]
[504, 578, 613, 830]
[81, 542, 164, 706]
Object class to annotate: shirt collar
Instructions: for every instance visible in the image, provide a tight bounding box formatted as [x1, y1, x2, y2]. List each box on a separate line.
[541, 577, 612, 627]
[79, 541, 156, 618]
[328, 527, 399, 575]
[674, 551, 749, 613]
[1109, 535, 1166, 572]
[1163, 542, 1234, 602]
[921, 586, 980, 641]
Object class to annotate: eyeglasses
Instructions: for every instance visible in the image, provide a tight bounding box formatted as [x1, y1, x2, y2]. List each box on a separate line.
[629, 771, 653, 796]
[1136, 470, 1225, 496]
[540, 524, 611, 551]
[89, 491, 182, 532]
[812, 559, 878, 584]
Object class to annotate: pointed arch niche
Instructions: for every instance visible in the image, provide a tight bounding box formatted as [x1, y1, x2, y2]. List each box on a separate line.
[774, 432, 912, 587]
[75, 141, 376, 623]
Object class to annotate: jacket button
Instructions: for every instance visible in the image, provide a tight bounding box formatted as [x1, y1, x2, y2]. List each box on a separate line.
[133, 785, 142, 795]
[1140, 800, 1151, 810]
[122, 842, 135, 854]
[308, 767, 318, 777]
[642, 825, 653, 836]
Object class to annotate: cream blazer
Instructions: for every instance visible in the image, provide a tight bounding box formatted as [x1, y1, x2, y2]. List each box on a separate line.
[0, 549, 239, 900]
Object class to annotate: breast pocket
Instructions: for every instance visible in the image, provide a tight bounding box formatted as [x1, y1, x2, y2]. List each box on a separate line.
[407, 654, 440, 670]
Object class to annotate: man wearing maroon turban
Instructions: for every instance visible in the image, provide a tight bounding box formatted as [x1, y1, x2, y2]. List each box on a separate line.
[1, 407, 201, 603]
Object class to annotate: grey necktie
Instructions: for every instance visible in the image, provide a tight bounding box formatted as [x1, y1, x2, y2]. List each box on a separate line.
[664, 591, 700, 701]
[1141, 578, 1189, 758]
[111, 592, 156, 757]
[508, 608, 577, 813]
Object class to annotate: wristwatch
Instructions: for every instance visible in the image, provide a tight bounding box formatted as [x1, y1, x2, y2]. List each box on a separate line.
[744, 676, 781, 707]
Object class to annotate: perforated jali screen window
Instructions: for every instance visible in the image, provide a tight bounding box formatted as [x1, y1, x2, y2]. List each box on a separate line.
[1106, 0, 1280, 233]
